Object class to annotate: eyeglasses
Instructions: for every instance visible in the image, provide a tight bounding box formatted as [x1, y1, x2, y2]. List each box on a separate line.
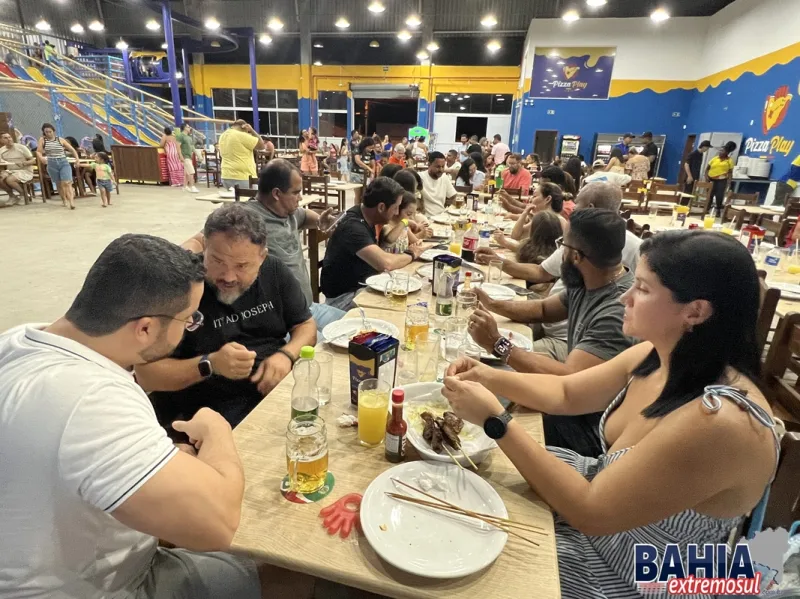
[556, 236, 585, 258]
[129, 310, 204, 332]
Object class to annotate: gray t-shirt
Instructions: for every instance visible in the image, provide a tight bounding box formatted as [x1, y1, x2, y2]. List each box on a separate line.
[559, 269, 635, 361]
[247, 199, 312, 303]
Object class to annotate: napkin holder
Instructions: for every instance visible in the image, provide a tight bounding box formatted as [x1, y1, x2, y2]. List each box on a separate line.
[348, 333, 399, 406]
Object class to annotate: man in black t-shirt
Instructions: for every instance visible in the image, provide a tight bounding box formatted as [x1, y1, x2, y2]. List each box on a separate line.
[641, 131, 659, 178]
[137, 204, 316, 428]
[683, 139, 711, 193]
[466, 135, 482, 156]
[351, 137, 375, 185]
[321, 177, 424, 310]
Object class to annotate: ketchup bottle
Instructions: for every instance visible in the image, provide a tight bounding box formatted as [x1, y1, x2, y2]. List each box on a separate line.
[385, 389, 407, 463]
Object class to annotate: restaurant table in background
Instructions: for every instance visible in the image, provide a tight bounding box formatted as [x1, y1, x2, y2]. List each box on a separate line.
[231, 304, 561, 599]
[196, 193, 324, 205]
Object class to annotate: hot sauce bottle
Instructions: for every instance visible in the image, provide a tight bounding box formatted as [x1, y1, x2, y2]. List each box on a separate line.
[385, 389, 407, 463]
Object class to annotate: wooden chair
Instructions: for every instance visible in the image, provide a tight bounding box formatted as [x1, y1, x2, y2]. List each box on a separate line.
[233, 185, 257, 202]
[302, 175, 336, 208]
[757, 270, 781, 356]
[722, 205, 750, 229]
[651, 183, 680, 193]
[308, 226, 334, 303]
[687, 181, 713, 216]
[626, 180, 646, 193]
[726, 191, 759, 207]
[455, 185, 472, 194]
[249, 175, 260, 189]
[763, 312, 800, 422]
[621, 190, 643, 212]
[644, 190, 680, 214]
[203, 150, 221, 188]
[762, 218, 794, 247]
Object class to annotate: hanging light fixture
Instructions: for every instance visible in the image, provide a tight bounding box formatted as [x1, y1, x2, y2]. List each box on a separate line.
[480, 14, 497, 28]
[426, 41, 439, 52]
[486, 40, 501, 53]
[368, 2, 386, 13]
[88, 20, 104, 31]
[35, 20, 51, 31]
[259, 34, 272, 45]
[205, 17, 221, 31]
[267, 17, 284, 31]
[406, 14, 422, 28]
[70, 23, 85, 34]
[369, 40, 380, 48]
[115, 39, 129, 50]
[146, 19, 160, 31]
[335, 17, 350, 29]
[397, 30, 412, 41]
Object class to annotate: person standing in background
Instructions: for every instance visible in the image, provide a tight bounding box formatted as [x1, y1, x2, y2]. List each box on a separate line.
[338, 138, 350, 180]
[37, 122, 80, 209]
[613, 134, 634, 160]
[159, 127, 185, 188]
[382, 135, 392, 152]
[626, 149, 651, 182]
[218, 120, 265, 189]
[175, 123, 199, 193]
[459, 134, 470, 162]
[706, 141, 737, 214]
[640, 132, 659, 179]
[683, 140, 711, 194]
[490, 134, 510, 167]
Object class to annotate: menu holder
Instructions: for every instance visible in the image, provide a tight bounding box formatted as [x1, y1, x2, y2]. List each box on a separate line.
[348, 333, 399, 406]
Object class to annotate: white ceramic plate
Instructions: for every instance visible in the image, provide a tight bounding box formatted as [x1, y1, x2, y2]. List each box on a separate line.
[419, 248, 459, 262]
[430, 227, 451, 240]
[432, 213, 456, 224]
[400, 382, 497, 466]
[456, 282, 516, 301]
[770, 281, 800, 300]
[321, 318, 400, 348]
[218, 190, 236, 198]
[468, 327, 533, 360]
[365, 273, 424, 294]
[360, 460, 508, 579]
[415, 262, 486, 283]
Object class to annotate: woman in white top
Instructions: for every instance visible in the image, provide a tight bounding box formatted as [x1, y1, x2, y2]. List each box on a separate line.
[37, 122, 80, 209]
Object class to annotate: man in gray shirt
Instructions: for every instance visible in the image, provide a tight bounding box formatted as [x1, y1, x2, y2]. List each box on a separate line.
[468, 209, 634, 456]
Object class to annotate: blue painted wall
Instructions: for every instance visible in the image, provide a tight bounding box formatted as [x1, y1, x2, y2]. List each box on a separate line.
[298, 97, 312, 131]
[417, 98, 429, 129]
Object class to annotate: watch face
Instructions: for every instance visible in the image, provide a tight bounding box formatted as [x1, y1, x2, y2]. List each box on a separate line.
[484, 416, 506, 440]
[198, 360, 212, 378]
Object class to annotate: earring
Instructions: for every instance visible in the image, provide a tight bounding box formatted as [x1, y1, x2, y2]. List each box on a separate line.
[686, 324, 694, 334]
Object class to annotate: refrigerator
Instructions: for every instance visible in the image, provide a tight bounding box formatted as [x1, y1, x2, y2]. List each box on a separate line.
[593, 133, 667, 177]
[696, 132, 743, 176]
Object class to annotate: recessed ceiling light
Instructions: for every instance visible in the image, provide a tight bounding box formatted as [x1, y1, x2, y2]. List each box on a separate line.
[313, 42, 323, 48]
[426, 41, 439, 52]
[35, 20, 51, 31]
[205, 18, 220, 30]
[268, 17, 284, 30]
[259, 34, 272, 45]
[146, 19, 160, 31]
[161, 43, 168, 49]
[443, 98, 450, 102]
[595, 68, 603, 72]
[335, 17, 350, 28]
[450, 92, 457, 95]
[397, 30, 412, 41]
[496, 94, 503, 97]
[88, 20, 104, 31]
[727, 91, 732, 95]
[115, 39, 128, 50]
[586, 0, 607, 6]
[460, 106, 466, 110]
[549, 50, 560, 57]
[486, 40, 501, 53]
[481, 14, 497, 28]
[313, 60, 323, 66]
[546, 68, 553, 73]
[562, 10, 580, 22]
[70, 23, 84, 34]
[497, 98, 505, 101]
[369, 40, 380, 48]
[464, 94, 470, 98]
[406, 14, 422, 28]
[651, 8, 670, 22]
[457, 96, 463, 100]
[557, 60, 565, 65]
[368, 2, 386, 13]
[416, 51, 429, 60]
[210, 41, 221, 48]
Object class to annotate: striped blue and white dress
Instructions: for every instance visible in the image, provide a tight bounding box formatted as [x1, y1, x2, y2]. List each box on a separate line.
[550, 384, 780, 599]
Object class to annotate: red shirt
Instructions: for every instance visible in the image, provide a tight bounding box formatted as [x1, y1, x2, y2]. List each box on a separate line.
[502, 167, 532, 192]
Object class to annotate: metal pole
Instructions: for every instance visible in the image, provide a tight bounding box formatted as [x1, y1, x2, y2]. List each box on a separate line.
[248, 31, 259, 133]
[161, 0, 182, 126]
[181, 45, 194, 111]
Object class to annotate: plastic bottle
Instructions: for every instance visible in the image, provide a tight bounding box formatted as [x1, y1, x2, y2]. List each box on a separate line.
[485, 199, 495, 224]
[478, 221, 492, 249]
[290, 346, 320, 417]
[462, 219, 479, 263]
[385, 389, 407, 463]
[763, 244, 781, 281]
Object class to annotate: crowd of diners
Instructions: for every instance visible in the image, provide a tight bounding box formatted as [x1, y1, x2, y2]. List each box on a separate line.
[0, 141, 781, 598]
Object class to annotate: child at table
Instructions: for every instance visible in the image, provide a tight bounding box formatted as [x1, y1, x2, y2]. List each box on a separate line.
[380, 192, 422, 253]
[94, 152, 116, 207]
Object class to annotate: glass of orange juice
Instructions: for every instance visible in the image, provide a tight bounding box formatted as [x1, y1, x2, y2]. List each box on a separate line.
[703, 214, 715, 229]
[357, 379, 390, 447]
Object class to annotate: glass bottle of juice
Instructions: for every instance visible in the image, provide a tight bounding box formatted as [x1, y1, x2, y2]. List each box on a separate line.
[385, 389, 407, 463]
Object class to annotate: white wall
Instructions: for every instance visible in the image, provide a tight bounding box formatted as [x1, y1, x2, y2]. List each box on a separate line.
[432, 113, 511, 153]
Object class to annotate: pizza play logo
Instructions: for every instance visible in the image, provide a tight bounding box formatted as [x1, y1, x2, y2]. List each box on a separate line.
[563, 65, 580, 80]
[762, 85, 793, 135]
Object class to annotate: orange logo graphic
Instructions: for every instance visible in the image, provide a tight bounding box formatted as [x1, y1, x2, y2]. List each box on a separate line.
[763, 85, 793, 135]
[563, 65, 580, 80]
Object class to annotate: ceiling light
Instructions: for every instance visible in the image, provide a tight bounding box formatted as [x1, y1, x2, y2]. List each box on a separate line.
[651, 8, 670, 22]
[369, 40, 380, 48]
[464, 94, 470, 98]
[481, 14, 497, 28]
[35, 20, 51, 31]
[115, 39, 128, 50]
[146, 19, 160, 31]
[443, 98, 450, 102]
[586, 0, 607, 6]
[497, 98, 505, 101]
[406, 14, 422, 28]
[205, 18, 220, 30]
[460, 106, 466, 110]
[368, 2, 386, 13]
[557, 60, 565, 65]
[70, 23, 84, 34]
[176, 71, 183, 79]
[727, 91, 732, 95]
[546, 68, 553, 73]
[426, 41, 439, 52]
[313, 60, 322, 66]
[259, 34, 272, 45]
[397, 30, 412, 41]
[450, 92, 457, 95]
[550, 50, 560, 57]
[313, 42, 323, 48]
[416, 51, 429, 60]
[486, 40, 501, 53]
[210, 40, 221, 48]
[335, 17, 350, 29]
[268, 17, 284, 31]
[595, 68, 603, 72]
[160, 43, 169, 49]
[88, 20, 104, 31]
[562, 10, 580, 22]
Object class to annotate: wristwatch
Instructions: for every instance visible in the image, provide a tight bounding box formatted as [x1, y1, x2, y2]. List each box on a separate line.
[484, 411, 513, 440]
[492, 336, 514, 362]
[198, 354, 213, 378]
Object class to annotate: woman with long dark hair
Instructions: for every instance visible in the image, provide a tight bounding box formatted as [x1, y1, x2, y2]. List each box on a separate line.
[563, 156, 582, 188]
[444, 230, 779, 599]
[455, 157, 477, 188]
[605, 147, 625, 174]
[508, 182, 568, 240]
[468, 151, 486, 190]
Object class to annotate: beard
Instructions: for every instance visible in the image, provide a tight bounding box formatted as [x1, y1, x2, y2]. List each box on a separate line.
[561, 260, 585, 289]
[139, 328, 179, 364]
[211, 277, 254, 305]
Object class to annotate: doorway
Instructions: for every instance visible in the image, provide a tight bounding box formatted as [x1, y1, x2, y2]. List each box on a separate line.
[354, 99, 417, 142]
[534, 130, 559, 163]
[677, 134, 697, 187]
[455, 116, 488, 141]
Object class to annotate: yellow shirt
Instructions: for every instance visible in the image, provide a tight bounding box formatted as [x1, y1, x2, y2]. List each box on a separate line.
[707, 155, 734, 179]
[219, 128, 258, 180]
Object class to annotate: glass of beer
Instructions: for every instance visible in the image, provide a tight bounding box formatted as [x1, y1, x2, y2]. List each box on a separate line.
[384, 273, 410, 308]
[454, 196, 465, 213]
[357, 379, 390, 447]
[286, 415, 328, 494]
[404, 304, 430, 347]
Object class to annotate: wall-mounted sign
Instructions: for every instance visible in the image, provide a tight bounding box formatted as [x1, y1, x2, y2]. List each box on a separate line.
[531, 47, 616, 100]
[743, 85, 796, 158]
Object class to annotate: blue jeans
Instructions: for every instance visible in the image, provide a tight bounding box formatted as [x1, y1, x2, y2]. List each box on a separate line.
[325, 291, 357, 311]
[310, 302, 345, 331]
[47, 157, 72, 185]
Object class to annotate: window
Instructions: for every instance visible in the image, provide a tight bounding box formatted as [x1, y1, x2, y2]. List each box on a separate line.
[212, 87, 299, 149]
[278, 90, 298, 109]
[319, 91, 347, 111]
[319, 112, 347, 138]
[435, 93, 512, 115]
[212, 89, 232, 106]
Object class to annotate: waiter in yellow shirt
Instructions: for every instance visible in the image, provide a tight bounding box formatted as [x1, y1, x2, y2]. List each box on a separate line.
[705, 140, 737, 213]
[218, 119, 265, 189]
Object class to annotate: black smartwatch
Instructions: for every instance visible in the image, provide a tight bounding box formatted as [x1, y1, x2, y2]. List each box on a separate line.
[484, 411, 513, 440]
[198, 354, 213, 378]
[492, 336, 514, 362]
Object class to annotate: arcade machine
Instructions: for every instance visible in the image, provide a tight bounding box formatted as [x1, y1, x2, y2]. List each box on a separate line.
[559, 135, 581, 159]
[593, 133, 667, 175]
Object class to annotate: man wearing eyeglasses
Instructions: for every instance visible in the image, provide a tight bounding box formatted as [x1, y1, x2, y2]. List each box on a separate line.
[137, 203, 317, 430]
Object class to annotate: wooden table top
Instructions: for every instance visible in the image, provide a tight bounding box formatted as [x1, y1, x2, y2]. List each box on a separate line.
[195, 193, 324, 205]
[231, 306, 561, 599]
[734, 205, 785, 216]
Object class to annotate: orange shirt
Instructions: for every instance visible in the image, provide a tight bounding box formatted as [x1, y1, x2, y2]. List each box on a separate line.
[388, 155, 407, 168]
[502, 167, 532, 192]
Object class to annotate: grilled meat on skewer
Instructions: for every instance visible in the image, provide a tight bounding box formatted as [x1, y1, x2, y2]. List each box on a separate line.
[441, 422, 462, 451]
[421, 412, 436, 442]
[442, 411, 463, 434]
[430, 425, 444, 452]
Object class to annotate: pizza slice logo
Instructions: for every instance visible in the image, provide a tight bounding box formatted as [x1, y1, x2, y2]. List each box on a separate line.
[563, 65, 580, 80]
[762, 85, 793, 135]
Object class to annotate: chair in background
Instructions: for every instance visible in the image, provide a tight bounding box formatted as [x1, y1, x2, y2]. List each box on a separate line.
[761, 198, 800, 246]
[687, 181, 713, 217]
[234, 185, 257, 203]
[249, 175, 260, 189]
[763, 312, 800, 423]
[308, 225, 335, 303]
[644, 190, 680, 214]
[621, 190, 643, 212]
[302, 175, 336, 208]
[650, 183, 681, 194]
[504, 187, 524, 201]
[455, 185, 472, 194]
[626, 180, 646, 193]
[726, 191, 759, 206]
[722, 205, 750, 229]
[756, 270, 781, 356]
[203, 150, 221, 188]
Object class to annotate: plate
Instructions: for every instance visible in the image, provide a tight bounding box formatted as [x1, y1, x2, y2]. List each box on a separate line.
[432, 213, 456, 225]
[400, 382, 497, 466]
[218, 190, 236, 198]
[321, 318, 400, 348]
[770, 281, 800, 300]
[415, 262, 486, 283]
[456, 282, 516, 301]
[430, 226, 451, 240]
[360, 460, 508, 579]
[365, 273, 424, 293]
[419, 248, 459, 262]
[469, 328, 533, 360]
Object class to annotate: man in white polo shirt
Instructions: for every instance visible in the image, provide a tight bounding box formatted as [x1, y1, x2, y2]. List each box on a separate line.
[0, 235, 303, 598]
[419, 151, 458, 216]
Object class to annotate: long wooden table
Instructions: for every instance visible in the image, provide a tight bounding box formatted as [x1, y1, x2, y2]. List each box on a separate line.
[231, 300, 561, 597]
[196, 193, 324, 205]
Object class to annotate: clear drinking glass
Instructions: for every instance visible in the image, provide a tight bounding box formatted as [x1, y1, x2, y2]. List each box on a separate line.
[315, 351, 333, 406]
[396, 344, 419, 387]
[444, 317, 468, 362]
[357, 379, 390, 447]
[488, 260, 504, 284]
[286, 415, 328, 493]
[456, 290, 478, 318]
[384, 272, 410, 309]
[417, 331, 442, 383]
[648, 204, 659, 218]
[458, 341, 483, 361]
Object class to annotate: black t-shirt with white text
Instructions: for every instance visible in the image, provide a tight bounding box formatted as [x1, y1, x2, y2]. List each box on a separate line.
[320, 205, 379, 298]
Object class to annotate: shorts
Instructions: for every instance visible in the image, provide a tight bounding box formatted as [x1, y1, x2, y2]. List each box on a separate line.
[350, 172, 365, 184]
[222, 178, 251, 190]
[133, 547, 260, 599]
[0, 168, 33, 183]
[47, 157, 73, 185]
[183, 158, 196, 176]
[97, 179, 114, 192]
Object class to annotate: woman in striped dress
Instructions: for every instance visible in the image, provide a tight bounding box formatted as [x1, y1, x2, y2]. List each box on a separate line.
[37, 123, 80, 209]
[159, 126, 184, 187]
[444, 230, 780, 599]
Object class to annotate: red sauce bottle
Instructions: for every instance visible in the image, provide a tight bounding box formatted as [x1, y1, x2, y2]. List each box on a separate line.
[385, 389, 407, 463]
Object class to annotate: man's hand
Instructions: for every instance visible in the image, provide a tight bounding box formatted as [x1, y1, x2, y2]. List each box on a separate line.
[318, 207, 336, 233]
[475, 247, 500, 265]
[210, 342, 256, 380]
[468, 304, 502, 351]
[686, 176, 694, 185]
[408, 244, 424, 260]
[250, 352, 293, 396]
[441, 377, 504, 427]
[474, 288, 497, 312]
[445, 356, 493, 383]
[172, 407, 232, 450]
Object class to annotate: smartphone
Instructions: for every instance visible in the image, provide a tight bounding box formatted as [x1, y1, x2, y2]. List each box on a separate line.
[503, 283, 538, 296]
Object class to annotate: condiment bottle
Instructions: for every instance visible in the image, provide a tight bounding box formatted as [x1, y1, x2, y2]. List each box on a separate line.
[462, 271, 472, 291]
[385, 389, 407, 463]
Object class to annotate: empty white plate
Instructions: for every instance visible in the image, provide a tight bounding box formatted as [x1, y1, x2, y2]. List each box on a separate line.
[456, 282, 516, 301]
[419, 248, 459, 262]
[364, 273, 424, 294]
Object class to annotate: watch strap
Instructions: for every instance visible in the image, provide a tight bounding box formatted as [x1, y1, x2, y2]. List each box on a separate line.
[276, 348, 297, 365]
[198, 354, 213, 378]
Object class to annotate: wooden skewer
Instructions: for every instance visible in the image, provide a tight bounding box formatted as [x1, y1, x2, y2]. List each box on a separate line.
[441, 443, 465, 470]
[389, 478, 540, 547]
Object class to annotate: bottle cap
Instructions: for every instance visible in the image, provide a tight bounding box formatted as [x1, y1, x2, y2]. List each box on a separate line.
[299, 346, 315, 359]
[465, 271, 472, 278]
[391, 388, 405, 403]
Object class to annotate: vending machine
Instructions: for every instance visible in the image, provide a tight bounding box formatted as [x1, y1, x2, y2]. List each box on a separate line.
[559, 135, 581, 159]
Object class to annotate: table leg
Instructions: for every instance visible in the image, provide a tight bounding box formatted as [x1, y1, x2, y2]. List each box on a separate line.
[338, 189, 345, 212]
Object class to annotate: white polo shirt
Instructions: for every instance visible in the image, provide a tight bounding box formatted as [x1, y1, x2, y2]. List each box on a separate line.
[541, 230, 642, 278]
[419, 170, 457, 216]
[0, 324, 177, 597]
